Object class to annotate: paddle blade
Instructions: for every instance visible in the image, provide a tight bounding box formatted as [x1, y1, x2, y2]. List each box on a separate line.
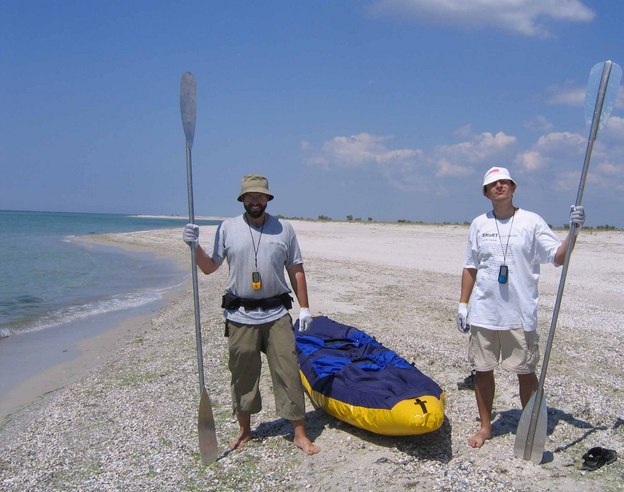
[584, 61, 622, 132]
[198, 387, 219, 464]
[180, 72, 197, 148]
[514, 392, 548, 464]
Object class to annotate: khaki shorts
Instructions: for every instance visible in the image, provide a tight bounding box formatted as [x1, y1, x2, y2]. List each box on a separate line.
[468, 325, 540, 374]
[225, 314, 305, 420]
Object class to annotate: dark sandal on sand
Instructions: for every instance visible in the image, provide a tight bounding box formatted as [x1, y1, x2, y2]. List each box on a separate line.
[581, 447, 617, 471]
[457, 370, 476, 391]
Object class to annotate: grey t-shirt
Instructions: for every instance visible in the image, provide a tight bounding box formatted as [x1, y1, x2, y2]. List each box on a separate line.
[211, 213, 303, 324]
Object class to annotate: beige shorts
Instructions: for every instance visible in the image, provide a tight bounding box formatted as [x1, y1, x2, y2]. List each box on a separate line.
[468, 325, 540, 374]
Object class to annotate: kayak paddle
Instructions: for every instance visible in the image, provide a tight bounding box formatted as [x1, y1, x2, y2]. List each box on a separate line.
[514, 60, 622, 463]
[180, 71, 219, 464]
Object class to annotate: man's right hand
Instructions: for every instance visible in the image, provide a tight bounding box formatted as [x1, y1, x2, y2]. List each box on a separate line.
[456, 303, 470, 334]
[298, 308, 313, 331]
[183, 223, 199, 246]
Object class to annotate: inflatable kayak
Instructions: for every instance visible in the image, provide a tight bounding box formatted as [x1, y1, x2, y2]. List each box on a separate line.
[294, 316, 446, 436]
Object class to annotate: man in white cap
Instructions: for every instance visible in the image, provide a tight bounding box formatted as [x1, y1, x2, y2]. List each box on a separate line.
[457, 166, 585, 448]
[183, 174, 319, 455]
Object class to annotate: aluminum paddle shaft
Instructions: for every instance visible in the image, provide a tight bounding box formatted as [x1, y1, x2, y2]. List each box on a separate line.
[515, 60, 621, 463]
[180, 71, 219, 464]
[180, 73, 205, 391]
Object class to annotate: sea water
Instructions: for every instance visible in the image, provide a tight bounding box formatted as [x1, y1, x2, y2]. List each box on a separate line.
[0, 210, 220, 401]
[0, 210, 219, 338]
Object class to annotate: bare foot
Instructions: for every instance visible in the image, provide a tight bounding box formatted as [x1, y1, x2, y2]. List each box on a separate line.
[468, 428, 492, 448]
[294, 436, 320, 455]
[228, 431, 253, 450]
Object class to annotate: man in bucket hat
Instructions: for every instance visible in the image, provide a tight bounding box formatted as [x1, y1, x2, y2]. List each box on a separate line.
[457, 166, 585, 448]
[183, 174, 319, 455]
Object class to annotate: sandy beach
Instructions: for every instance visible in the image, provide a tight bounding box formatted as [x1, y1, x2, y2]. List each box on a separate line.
[1, 220, 623, 491]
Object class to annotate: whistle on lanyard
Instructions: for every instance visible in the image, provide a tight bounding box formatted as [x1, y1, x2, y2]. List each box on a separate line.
[251, 271, 262, 290]
[498, 265, 509, 284]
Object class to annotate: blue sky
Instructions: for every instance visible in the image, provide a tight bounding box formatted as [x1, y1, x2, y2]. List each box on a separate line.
[2, 1, 624, 227]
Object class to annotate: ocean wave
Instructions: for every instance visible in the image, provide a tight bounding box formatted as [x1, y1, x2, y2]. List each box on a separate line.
[7, 284, 180, 336]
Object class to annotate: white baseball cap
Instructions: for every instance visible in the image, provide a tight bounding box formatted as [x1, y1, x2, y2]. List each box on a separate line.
[482, 166, 516, 188]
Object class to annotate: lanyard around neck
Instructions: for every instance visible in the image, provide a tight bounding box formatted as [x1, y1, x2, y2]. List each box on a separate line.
[245, 215, 266, 270]
[493, 209, 515, 266]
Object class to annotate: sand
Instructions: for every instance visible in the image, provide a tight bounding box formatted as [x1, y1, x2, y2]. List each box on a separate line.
[1, 220, 623, 491]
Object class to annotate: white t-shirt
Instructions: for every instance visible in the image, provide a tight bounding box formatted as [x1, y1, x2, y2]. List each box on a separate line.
[463, 208, 561, 331]
[211, 213, 303, 324]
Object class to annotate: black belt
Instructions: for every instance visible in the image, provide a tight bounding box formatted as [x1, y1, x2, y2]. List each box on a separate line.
[221, 292, 293, 311]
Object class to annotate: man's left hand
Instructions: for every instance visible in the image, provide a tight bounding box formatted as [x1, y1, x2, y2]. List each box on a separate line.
[570, 205, 585, 235]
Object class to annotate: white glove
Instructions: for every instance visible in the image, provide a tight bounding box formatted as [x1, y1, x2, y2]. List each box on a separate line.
[299, 308, 313, 331]
[569, 205, 585, 236]
[183, 223, 199, 246]
[456, 303, 470, 334]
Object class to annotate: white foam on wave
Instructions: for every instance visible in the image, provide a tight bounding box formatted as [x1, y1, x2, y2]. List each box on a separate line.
[15, 282, 182, 336]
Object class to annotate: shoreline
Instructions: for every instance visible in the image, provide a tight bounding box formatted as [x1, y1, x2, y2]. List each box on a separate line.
[0, 277, 187, 424]
[0, 232, 189, 422]
[0, 305, 163, 436]
[130, 214, 229, 222]
[1, 222, 623, 491]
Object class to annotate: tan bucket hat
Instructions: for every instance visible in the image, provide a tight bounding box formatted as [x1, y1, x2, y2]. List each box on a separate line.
[237, 174, 274, 201]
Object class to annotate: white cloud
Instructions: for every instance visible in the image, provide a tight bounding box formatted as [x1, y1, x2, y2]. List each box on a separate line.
[602, 115, 624, 138]
[515, 131, 585, 174]
[533, 131, 585, 153]
[437, 158, 472, 177]
[430, 130, 518, 178]
[453, 124, 475, 138]
[596, 161, 623, 176]
[307, 133, 421, 169]
[545, 64, 623, 109]
[546, 85, 585, 106]
[304, 129, 516, 188]
[524, 115, 555, 132]
[515, 150, 544, 172]
[368, 0, 595, 38]
[434, 130, 517, 164]
[303, 121, 624, 199]
[511, 130, 624, 192]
